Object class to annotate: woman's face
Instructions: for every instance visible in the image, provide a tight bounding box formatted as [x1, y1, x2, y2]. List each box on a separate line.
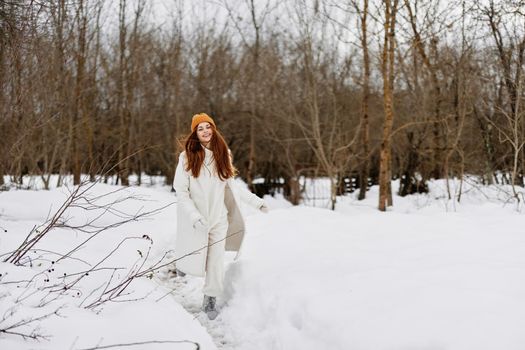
[196, 122, 213, 145]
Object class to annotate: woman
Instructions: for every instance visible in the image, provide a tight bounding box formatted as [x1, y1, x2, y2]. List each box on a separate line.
[173, 113, 268, 320]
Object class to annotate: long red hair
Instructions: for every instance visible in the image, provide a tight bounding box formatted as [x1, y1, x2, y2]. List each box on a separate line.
[181, 124, 237, 180]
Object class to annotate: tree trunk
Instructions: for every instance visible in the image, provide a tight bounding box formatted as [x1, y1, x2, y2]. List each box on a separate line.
[330, 175, 337, 210]
[247, 116, 256, 190]
[286, 176, 301, 205]
[72, 0, 87, 185]
[357, 0, 370, 201]
[245, 0, 261, 191]
[379, 0, 398, 211]
[86, 2, 103, 182]
[0, 2, 4, 188]
[55, 0, 70, 188]
[404, 0, 443, 179]
[117, 0, 129, 186]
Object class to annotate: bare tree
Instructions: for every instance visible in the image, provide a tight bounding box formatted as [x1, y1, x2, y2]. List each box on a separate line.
[479, 0, 525, 190]
[485, 89, 525, 204]
[221, 0, 278, 190]
[2, 0, 524, 208]
[353, 0, 371, 200]
[72, 0, 88, 184]
[403, 0, 449, 180]
[279, 0, 362, 209]
[378, 0, 399, 211]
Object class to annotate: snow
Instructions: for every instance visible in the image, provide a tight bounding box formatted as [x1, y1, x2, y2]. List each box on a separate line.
[219, 207, 525, 350]
[0, 179, 215, 350]
[1, 175, 524, 349]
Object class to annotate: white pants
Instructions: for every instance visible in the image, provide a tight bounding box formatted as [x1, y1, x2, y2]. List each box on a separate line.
[202, 216, 229, 297]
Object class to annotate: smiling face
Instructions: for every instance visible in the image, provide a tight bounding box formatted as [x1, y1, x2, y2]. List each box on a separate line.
[196, 122, 213, 146]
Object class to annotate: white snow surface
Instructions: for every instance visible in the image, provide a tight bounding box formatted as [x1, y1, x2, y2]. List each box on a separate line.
[1, 176, 524, 350]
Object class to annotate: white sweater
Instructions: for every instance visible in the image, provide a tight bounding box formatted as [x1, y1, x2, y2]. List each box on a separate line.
[199, 147, 228, 227]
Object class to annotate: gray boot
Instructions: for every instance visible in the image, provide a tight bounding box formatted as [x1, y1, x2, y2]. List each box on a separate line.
[202, 295, 219, 320]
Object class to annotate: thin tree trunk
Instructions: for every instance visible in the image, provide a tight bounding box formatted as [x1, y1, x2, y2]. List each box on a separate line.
[246, 0, 261, 191]
[247, 116, 256, 189]
[357, 0, 370, 201]
[86, 1, 103, 182]
[117, 0, 129, 186]
[404, 0, 443, 179]
[0, 2, 4, 187]
[379, 0, 398, 211]
[510, 77, 523, 203]
[55, 0, 69, 187]
[72, 0, 87, 185]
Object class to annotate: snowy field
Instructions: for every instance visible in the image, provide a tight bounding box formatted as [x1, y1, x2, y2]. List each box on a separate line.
[1, 175, 524, 350]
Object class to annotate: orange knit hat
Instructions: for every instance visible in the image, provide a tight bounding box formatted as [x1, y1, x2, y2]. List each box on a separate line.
[191, 113, 216, 132]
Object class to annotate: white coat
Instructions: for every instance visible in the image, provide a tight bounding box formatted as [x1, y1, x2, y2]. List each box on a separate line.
[173, 150, 264, 277]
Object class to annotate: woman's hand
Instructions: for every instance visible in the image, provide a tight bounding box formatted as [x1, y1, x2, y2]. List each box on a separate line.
[193, 218, 208, 234]
[259, 203, 269, 213]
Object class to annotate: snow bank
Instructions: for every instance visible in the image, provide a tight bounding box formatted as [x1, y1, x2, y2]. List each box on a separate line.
[219, 181, 525, 350]
[0, 182, 216, 350]
[1, 176, 524, 350]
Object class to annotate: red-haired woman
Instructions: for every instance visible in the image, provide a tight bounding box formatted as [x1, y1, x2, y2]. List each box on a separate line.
[173, 113, 268, 320]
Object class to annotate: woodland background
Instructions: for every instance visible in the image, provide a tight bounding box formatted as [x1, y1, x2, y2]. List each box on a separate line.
[1, 0, 524, 210]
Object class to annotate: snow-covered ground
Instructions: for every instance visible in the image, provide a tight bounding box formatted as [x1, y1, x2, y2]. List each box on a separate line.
[1, 176, 524, 349]
[0, 179, 215, 350]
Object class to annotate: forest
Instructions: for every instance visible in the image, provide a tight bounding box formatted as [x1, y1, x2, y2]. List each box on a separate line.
[1, 0, 524, 210]
[1, 3, 524, 348]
